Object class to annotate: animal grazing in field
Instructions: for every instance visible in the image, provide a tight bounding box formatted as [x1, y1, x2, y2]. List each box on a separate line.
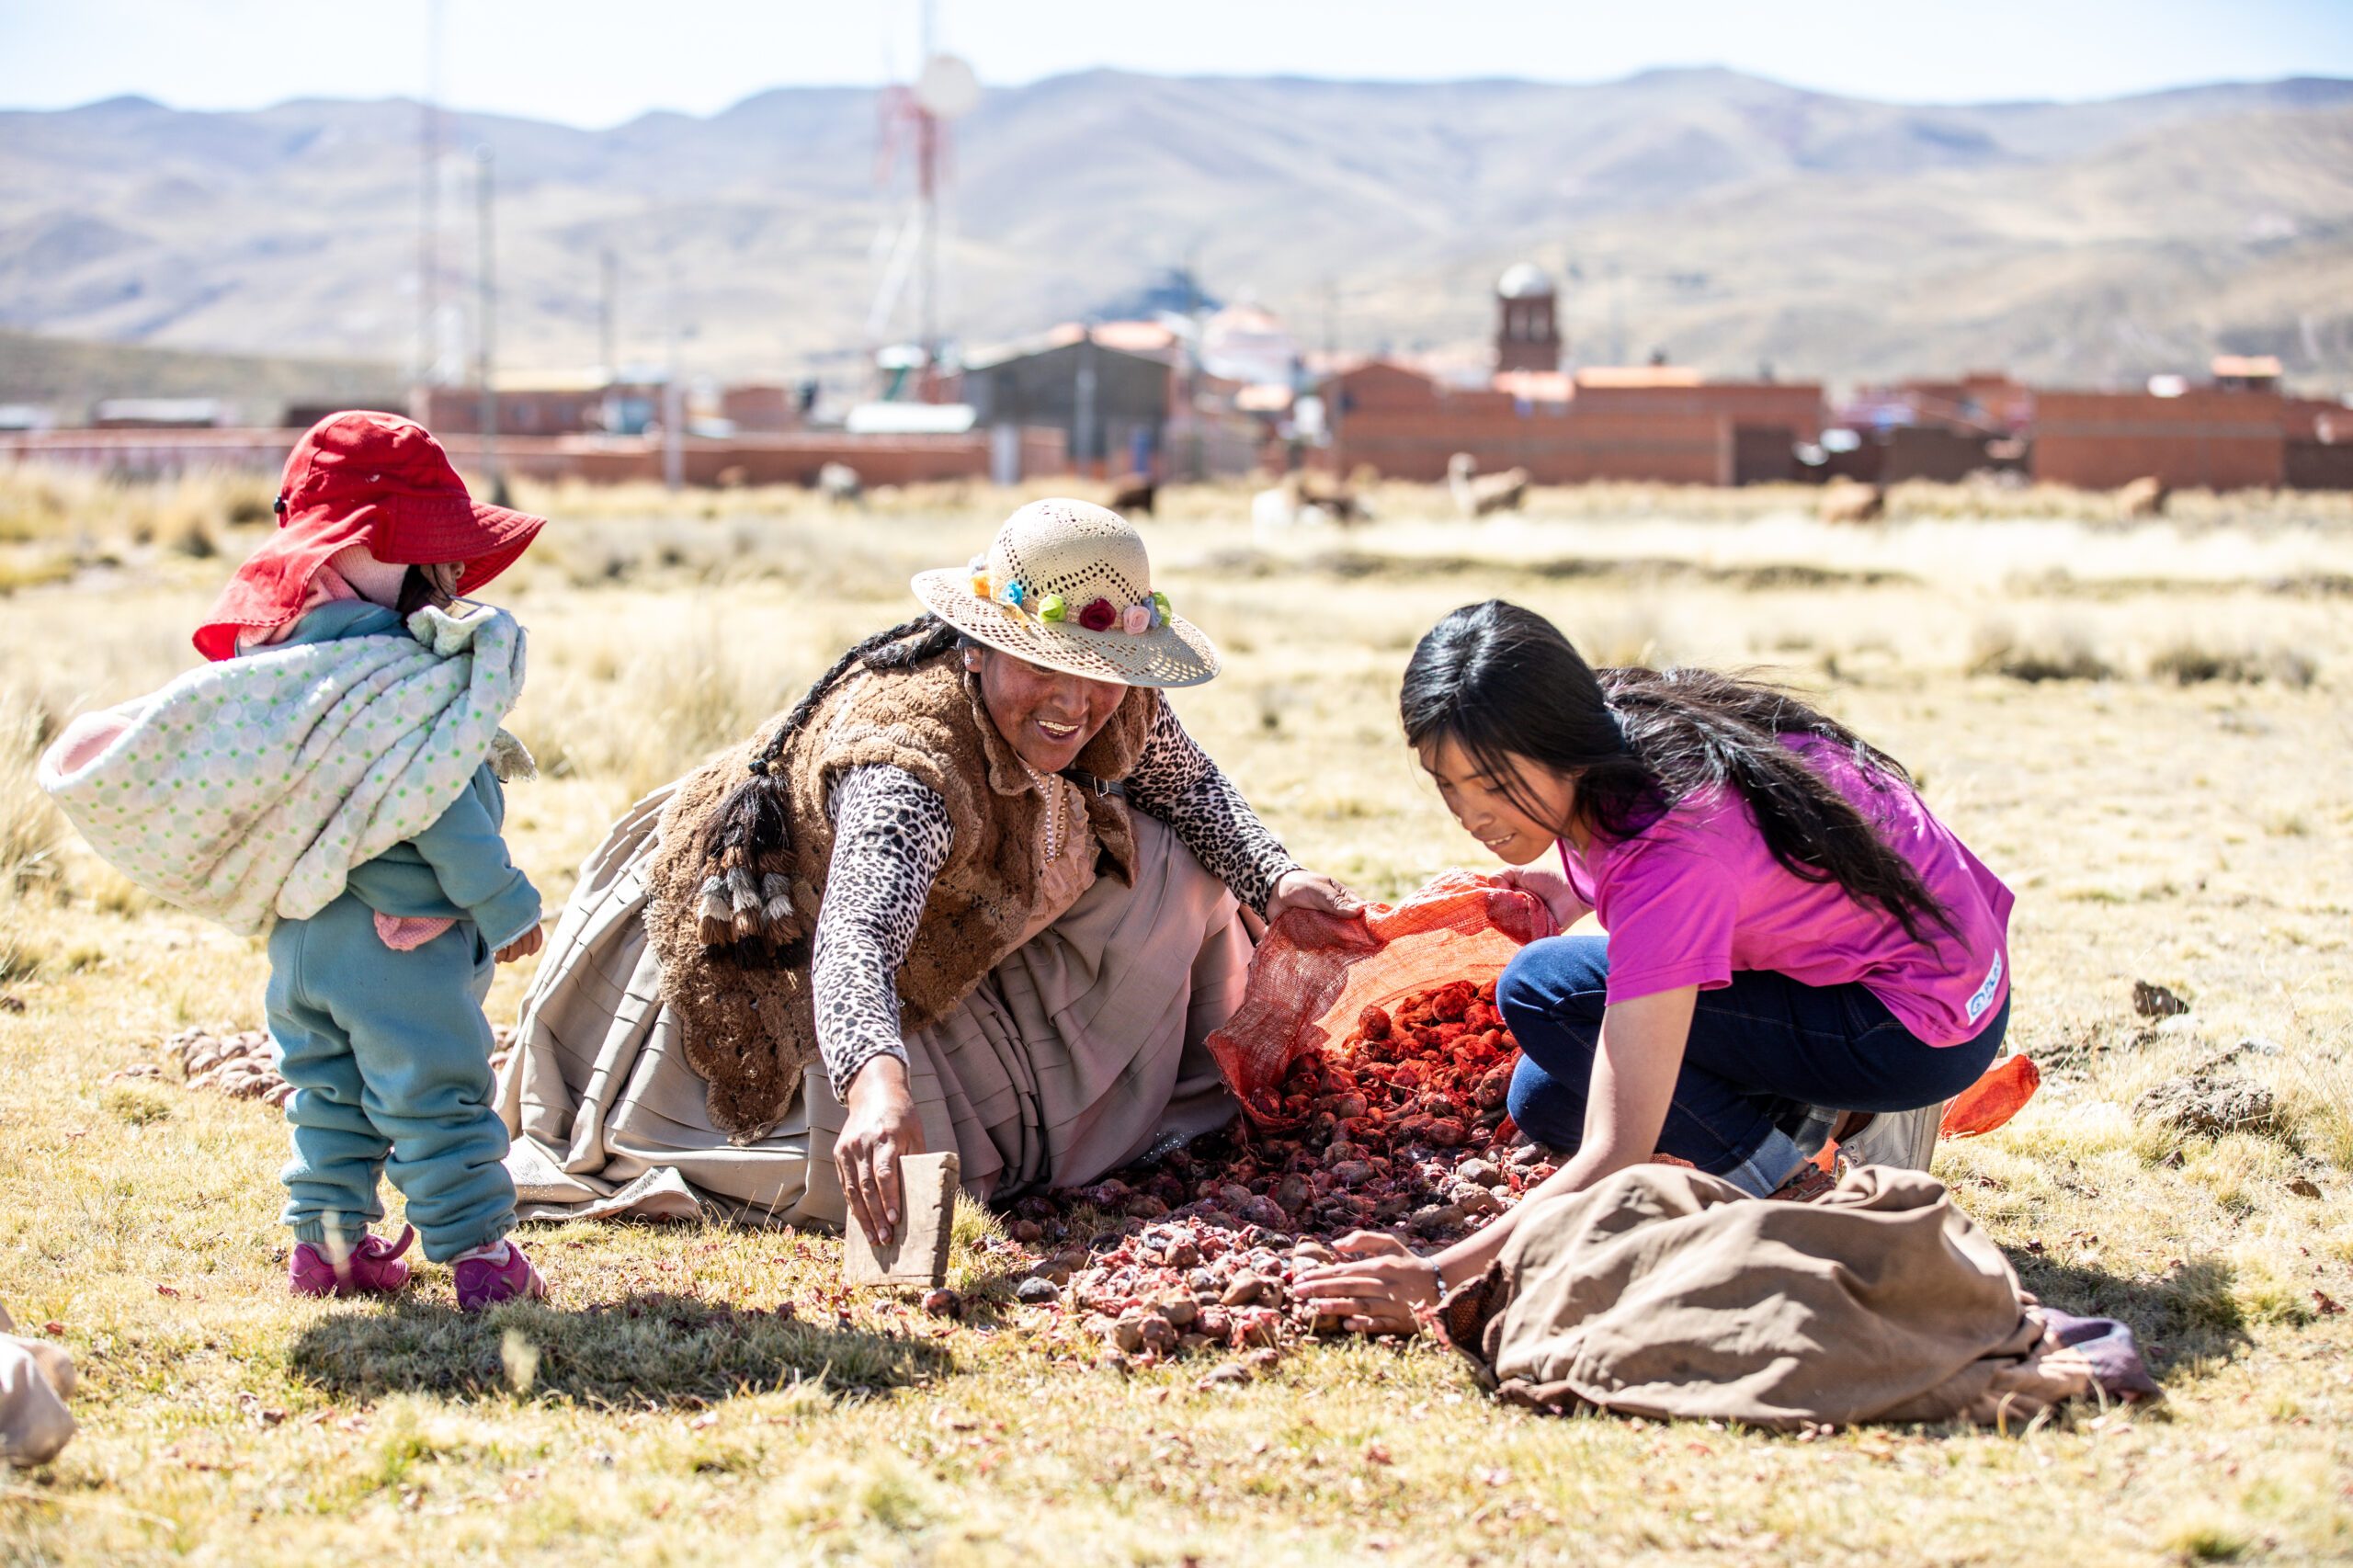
[1296, 470, 1369, 525]
[816, 461, 863, 507]
[2115, 475, 2168, 520]
[1447, 452, 1529, 518]
[1250, 472, 1370, 538]
[1107, 472, 1157, 516]
[1818, 480, 1886, 525]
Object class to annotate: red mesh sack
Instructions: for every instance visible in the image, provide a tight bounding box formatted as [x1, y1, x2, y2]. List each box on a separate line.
[1208, 870, 1555, 1124]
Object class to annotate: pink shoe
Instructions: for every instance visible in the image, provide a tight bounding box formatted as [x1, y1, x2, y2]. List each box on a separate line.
[289, 1224, 415, 1298]
[453, 1240, 546, 1312]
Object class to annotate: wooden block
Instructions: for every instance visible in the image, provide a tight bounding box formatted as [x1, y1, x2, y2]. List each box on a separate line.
[842, 1150, 961, 1288]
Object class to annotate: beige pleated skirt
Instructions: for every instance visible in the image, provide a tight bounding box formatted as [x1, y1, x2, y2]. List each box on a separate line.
[494, 783, 1253, 1228]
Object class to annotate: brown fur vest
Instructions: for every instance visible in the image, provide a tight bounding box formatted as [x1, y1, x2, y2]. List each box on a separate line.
[644, 655, 1158, 1140]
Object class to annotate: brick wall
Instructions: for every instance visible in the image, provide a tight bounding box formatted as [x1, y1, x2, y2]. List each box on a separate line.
[1331, 410, 1732, 484]
[2030, 391, 2286, 491]
[1564, 381, 1825, 443]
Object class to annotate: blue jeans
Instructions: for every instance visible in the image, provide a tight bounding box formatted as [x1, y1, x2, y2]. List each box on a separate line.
[1500, 934, 2008, 1197]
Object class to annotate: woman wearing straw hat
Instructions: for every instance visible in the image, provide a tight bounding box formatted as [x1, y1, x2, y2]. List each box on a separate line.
[499, 499, 1358, 1243]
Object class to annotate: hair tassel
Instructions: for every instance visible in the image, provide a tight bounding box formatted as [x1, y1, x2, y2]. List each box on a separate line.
[696, 876, 734, 947]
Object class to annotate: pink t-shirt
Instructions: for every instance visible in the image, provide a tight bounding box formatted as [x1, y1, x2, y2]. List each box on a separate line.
[1558, 737, 2013, 1046]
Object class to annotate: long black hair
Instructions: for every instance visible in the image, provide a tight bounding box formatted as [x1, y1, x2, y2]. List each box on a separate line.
[696, 613, 963, 963]
[1400, 599, 1953, 943]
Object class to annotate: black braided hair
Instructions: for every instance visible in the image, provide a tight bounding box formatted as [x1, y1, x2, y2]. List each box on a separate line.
[696, 613, 962, 964]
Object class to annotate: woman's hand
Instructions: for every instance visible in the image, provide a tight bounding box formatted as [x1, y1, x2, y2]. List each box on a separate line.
[836, 1054, 926, 1247]
[1495, 861, 1586, 933]
[1293, 1230, 1441, 1335]
[1266, 867, 1365, 923]
[494, 926, 545, 964]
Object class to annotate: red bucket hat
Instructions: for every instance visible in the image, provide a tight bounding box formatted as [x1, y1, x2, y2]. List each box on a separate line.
[193, 411, 546, 661]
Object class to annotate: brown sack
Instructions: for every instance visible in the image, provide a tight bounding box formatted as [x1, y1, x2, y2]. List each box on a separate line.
[1454, 1165, 2061, 1429]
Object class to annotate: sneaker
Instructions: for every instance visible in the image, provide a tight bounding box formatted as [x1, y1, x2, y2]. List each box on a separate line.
[290, 1224, 415, 1298]
[1836, 1104, 1944, 1172]
[453, 1240, 546, 1312]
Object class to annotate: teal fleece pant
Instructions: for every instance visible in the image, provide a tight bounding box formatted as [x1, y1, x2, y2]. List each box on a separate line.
[264, 893, 516, 1262]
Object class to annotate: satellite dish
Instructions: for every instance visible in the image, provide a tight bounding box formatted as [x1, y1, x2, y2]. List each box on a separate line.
[914, 53, 981, 119]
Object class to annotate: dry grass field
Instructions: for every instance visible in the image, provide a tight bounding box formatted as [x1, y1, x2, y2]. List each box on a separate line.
[3, 467, 2351, 1565]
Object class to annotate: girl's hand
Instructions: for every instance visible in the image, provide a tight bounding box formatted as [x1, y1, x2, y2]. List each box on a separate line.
[1293, 1230, 1440, 1335]
[495, 926, 545, 963]
[836, 1055, 926, 1247]
[1266, 868, 1365, 923]
[1496, 861, 1586, 933]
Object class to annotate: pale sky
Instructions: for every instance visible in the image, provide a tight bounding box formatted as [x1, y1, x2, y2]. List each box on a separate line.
[1, 0, 2348, 127]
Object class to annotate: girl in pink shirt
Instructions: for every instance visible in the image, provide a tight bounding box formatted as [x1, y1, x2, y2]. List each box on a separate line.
[1301, 599, 2014, 1332]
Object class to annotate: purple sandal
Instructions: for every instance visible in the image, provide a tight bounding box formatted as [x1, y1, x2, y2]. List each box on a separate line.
[290, 1224, 415, 1298]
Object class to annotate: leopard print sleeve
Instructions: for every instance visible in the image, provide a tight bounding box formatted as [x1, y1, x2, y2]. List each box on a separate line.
[1122, 698, 1302, 916]
[812, 763, 955, 1100]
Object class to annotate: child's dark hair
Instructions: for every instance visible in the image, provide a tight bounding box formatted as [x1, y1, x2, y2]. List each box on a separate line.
[697, 614, 963, 964]
[394, 566, 452, 617]
[1400, 599, 1953, 943]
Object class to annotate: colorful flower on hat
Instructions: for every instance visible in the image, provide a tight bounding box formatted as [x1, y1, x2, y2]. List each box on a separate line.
[1120, 604, 1151, 635]
[1151, 590, 1172, 628]
[1003, 580, 1026, 608]
[1076, 597, 1119, 632]
[1039, 595, 1066, 622]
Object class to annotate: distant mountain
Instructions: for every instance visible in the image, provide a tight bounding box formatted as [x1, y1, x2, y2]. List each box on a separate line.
[2, 70, 2348, 389]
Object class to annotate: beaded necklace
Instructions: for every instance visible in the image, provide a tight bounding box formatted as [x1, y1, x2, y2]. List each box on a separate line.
[1017, 759, 1069, 861]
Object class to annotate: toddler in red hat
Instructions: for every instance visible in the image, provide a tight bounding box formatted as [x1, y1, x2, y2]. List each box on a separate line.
[45, 411, 554, 1311]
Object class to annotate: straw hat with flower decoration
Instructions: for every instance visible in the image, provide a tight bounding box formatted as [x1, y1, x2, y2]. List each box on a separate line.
[911, 498, 1219, 688]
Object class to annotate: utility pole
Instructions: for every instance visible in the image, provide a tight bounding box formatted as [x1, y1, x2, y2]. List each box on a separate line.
[916, 0, 938, 378]
[1324, 277, 1342, 474]
[474, 146, 503, 505]
[1074, 328, 1099, 479]
[1184, 245, 1205, 483]
[415, 0, 444, 390]
[663, 264, 685, 492]
[599, 247, 619, 389]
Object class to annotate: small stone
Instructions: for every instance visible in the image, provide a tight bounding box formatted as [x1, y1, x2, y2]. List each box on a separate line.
[1236, 1194, 1288, 1229]
[1155, 1293, 1199, 1328]
[1220, 1270, 1267, 1306]
[2289, 1176, 2325, 1199]
[1454, 1158, 1505, 1188]
[1016, 1277, 1062, 1305]
[1108, 1314, 1146, 1353]
[2132, 980, 2189, 1018]
[1409, 1203, 1465, 1236]
[1450, 1182, 1504, 1216]
[920, 1288, 962, 1318]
